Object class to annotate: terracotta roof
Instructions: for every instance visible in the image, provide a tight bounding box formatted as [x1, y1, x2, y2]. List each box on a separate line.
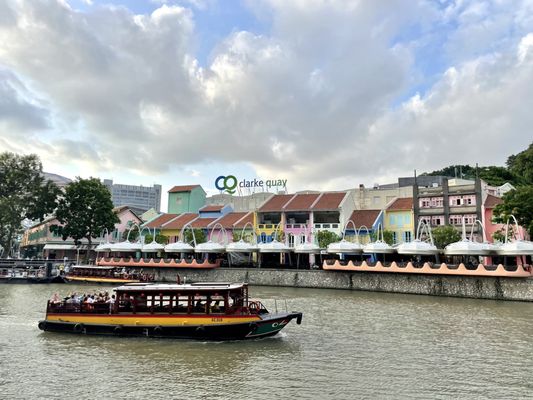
[348, 210, 381, 229]
[189, 217, 217, 229]
[311, 192, 347, 210]
[485, 194, 503, 208]
[234, 212, 254, 229]
[387, 197, 413, 211]
[200, 205, 225, 212]
[143, 213, 179, 229]
[258, 194, 294, 212]
[161, 213, 198, 229]
[168, 185, 202, 193]
[210, 212, 249, 229]
[283, 193, 320, 211]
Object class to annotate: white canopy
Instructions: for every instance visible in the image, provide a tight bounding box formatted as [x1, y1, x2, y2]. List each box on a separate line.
[164, 240, 195, 253]
[258, 240, 291, 253]
[445, 239, 497, 256]
[397, 239, 439, 255]
[43, 244, 76, 250]
[142, 241, 165, 252]
[109, 240, 142, 252]
[496, 240, 533, 256]
[327, 239, 363, 254]
[195, 241, 226, 253]
[363, 241, 395, 254]
[294, 242, 322, 254]
[226, 240, 259, 253]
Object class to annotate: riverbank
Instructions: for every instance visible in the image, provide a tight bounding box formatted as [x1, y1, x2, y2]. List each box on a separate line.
[152, 268, 533, 302]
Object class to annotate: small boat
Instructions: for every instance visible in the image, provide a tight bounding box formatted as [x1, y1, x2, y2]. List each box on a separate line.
[65, 265, 151, 284]
[38, 282, 303, 340]
[0, 265, 64, 284]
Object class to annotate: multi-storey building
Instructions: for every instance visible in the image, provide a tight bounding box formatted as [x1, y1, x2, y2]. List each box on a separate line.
[167, 185, 206, 214]
[384, 198, 414, 244]
[103, 179, 162, 213]
[413, 177, 482, 237]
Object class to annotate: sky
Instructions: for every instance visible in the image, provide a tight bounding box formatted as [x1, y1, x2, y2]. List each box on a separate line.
[1, 0, 532, 212]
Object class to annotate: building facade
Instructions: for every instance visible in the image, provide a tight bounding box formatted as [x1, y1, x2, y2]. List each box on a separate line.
[167, 185, 206, 214]
[384, 198, 414, 244]
[103, 179, 162, 213]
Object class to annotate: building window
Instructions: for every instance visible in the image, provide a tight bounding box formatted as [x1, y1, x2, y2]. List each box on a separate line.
[392, 232, 397, 244]
[404, 231, 412, 242]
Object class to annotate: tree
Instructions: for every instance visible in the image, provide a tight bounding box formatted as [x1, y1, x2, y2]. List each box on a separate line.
[370, 230, 395, 245]
[184, 229, 206, 245]
[316, 230, 340, 248]
[493, 186, 533, 237]
[51, 178, 119, 260]
[507, 142, 533, 185]
[0, 152, 60, 254]
[145, 233, 168, 245]
[431, 225, 461, 249]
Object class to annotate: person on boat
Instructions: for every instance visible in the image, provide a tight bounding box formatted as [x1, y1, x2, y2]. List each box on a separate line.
[211, 301, 221, 313]
[50, 293, 61, 304]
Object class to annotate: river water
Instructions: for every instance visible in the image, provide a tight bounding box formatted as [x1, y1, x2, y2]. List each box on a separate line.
[1, 284, 533, 399]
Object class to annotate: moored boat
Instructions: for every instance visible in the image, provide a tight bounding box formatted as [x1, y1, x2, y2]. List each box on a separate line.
[38, 282, 303, 340]
[65, 265, 152, 284]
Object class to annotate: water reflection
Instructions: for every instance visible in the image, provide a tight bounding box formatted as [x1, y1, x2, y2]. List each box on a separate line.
[2, 284, 533, 399]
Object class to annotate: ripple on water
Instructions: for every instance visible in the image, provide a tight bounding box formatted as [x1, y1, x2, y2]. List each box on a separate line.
[1, 284, 533, 399]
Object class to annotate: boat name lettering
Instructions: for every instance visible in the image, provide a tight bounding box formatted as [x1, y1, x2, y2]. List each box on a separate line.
[211, 317, 223, 322]
[271, 320, 288, 328]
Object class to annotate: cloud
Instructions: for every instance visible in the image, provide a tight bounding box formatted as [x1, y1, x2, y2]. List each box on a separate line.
[0, 0, 532, 192]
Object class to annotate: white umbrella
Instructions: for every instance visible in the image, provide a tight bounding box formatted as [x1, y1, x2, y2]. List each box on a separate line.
[397, 239, 439, 255]
[294, 242, 322, 254]
[164, 240, 194, 253]
[110, 240, 142, 252]
[226, 240, 259, 253]
[195, 240, 226, 253]
[327, 239, 363, 254]
[258, 240, 291, 253]
[496, 240, 533, 256]
[363, 241, 395, 254]
[142, 241, 165, 253]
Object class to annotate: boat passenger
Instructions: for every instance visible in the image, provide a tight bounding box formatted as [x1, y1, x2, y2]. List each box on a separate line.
[211, 301, 221, 313]
[50, 293, 61, 304]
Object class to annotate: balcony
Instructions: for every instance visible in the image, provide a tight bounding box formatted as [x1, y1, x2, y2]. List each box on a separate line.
[313, 223, 340, 230]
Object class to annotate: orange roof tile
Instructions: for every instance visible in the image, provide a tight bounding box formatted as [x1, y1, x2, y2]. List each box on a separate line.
[144, 213, 179, 229]
[258, 194, 294, 212]
[283, 193, 320, 211]
[211, 212, 249, 229]
[189, 218, 217, 229]
[161, 213, 198, 229]
[168, 185, 202, 193]
[348, 210, 381, 228]
[311, 192, 347, 210]
[200, 205, 225, 212]
[387, 197, 413, 211]
[234, 212, 254, 229]
[485, 194, 503, 208]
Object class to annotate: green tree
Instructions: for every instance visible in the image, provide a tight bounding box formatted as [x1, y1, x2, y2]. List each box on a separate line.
[493, 186, 533, 236]
[51, 178, 119, 260]
[370, 230, 395, 245]
[145, 233, 168, 245]
[184, 228, 206, 245]
[507, 142, 533, 185]
[316, 230, 340, 248]
[432, 225, 461, 249]
[478, 166, 519, 186]
[233, 231, 254, 242]
[0, 152, 60, 254]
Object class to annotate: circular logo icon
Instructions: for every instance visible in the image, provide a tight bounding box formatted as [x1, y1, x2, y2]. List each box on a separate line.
[215, 175, 238, 194]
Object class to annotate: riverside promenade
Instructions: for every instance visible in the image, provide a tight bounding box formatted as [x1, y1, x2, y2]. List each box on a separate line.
[150, 267, 533, 302]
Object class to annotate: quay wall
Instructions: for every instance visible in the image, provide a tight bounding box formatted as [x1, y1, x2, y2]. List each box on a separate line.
[151, 268, 533, 302]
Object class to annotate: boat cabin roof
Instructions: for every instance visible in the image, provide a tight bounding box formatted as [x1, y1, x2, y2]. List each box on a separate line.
[72, 265, 116, 270]
[114, 282, 247, 293]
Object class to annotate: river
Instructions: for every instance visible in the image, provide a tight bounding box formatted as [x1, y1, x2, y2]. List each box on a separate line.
[1, 284, 532, 399]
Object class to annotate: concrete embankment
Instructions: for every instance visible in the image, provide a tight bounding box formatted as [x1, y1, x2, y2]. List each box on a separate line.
[150, 267, 533, 302]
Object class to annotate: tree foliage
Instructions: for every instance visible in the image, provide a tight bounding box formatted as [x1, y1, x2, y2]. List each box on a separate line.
[145, 233, 168, 245]
[370, 229, 395, 245]
[423, 164, 519, 186]
[316, 230, 340, 248]
[184, 228, 206, 245]
[493, 186, 533, 237]
[431, 225, 461, 249]
[0, 152, 60, 254]
[507, 142, 533, 185]
[51, 178, 119, 258]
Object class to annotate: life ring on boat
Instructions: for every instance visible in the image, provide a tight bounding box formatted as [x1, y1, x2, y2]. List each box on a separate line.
[248, 322, 259, 333]
[248, 301, 260, 314]
[38, 321, 47, 331]
[113, 326, 123, 335]
[153, 326, 163, 335]
[73, 323, 84, 333]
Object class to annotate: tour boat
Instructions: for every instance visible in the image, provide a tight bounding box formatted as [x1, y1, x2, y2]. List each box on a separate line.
[65, 265, 151, 284]
[38, 282, 303, 340]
